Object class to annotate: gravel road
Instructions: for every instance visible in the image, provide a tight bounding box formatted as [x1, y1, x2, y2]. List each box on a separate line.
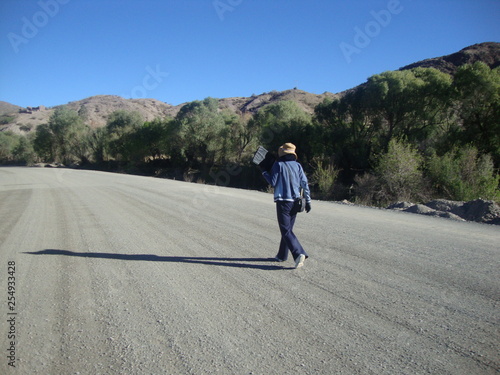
[1, 167, 499, 374]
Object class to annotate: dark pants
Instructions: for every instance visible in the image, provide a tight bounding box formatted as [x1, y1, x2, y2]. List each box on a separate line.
[276, 201, 308, 261]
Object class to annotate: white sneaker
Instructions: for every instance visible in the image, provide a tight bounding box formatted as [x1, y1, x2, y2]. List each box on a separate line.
[295, 254, 306, 268]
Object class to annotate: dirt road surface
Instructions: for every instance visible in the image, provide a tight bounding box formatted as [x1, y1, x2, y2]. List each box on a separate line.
[1, 167, 499, 374]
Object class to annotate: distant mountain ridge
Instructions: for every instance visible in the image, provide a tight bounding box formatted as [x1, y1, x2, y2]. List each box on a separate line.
[0, 90, 338, 133]
[399, 42, 499, 74]
[1, 42, 498, 134]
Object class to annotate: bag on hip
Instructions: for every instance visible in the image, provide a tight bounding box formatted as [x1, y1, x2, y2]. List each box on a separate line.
[294, 189, 305, 213]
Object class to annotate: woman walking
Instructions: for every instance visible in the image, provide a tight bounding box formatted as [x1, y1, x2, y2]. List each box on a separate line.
[262, 143, 311, 268]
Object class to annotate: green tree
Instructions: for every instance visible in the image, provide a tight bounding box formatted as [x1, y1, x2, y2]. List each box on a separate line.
[453, 62, 500, 166]
[0, 132, 37, 165]
[106, 110, 144, 161]
[313, 68, 453, 182]
[12, 135, 36, 165]
[251, 100, 313, 162]
[33, 124, 55, 162]
[0, 131, 19, 163]
[313, 95, 377, 176]
[407, 68, 455, 148]
[363, 68, 452, 150]
[173, 97, 227, 166]
[86, 127, 108, 164]
[254, 100, 311, 141]
[124, 118, 175, 163]
[219, 111, 255, 163]
[48, 107, 89, 164]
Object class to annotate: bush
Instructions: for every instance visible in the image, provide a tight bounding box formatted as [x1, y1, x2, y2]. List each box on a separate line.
[427, 147, 500, 202]
[311, 158, 341, 200]
[12, 136, 36, 165]
[374, 139, 425, 205]
[353, 173, 380, 206]
[0, 115, 15, 125]
[0, 131, 18, 163]
[0, 132, 36, 165]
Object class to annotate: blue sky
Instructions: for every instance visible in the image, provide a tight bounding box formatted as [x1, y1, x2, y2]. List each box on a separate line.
[0, 0, 499, 108]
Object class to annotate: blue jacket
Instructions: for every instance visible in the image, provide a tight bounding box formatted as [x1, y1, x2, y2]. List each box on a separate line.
[263, 159, 311, 203]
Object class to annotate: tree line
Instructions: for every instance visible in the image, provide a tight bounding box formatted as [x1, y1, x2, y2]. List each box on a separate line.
[1, 62, 499, 205]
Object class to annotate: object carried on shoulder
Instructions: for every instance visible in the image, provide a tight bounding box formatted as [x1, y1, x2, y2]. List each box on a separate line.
[252, 146, 267, 165]
[252, 146, 275, 172]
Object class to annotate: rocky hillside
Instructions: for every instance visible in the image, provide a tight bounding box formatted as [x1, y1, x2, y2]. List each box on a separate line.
[64, 96, 178, 128]
[0, 90, 337, 134]
[0, 102, 23, 127]
[0, 101, 22, 115]
[218, 89, 338, 115]
[399, 42, 500, 74]
[0, 96, 179, 133]
[1, 42, 498, 134]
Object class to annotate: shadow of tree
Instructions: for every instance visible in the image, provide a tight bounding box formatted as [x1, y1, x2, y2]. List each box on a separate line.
[24, 249, 292, 270]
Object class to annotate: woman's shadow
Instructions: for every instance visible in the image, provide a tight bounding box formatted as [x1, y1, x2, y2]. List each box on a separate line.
[24, 249, 293, 270]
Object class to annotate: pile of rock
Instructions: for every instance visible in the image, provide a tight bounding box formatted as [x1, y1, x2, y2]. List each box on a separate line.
[387, 199, 500, 225]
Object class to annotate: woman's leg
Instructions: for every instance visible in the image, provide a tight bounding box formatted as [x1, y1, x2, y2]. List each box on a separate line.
[276, 201, 308, 260]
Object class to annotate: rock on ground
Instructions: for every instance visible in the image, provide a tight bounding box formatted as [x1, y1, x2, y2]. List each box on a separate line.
[387, 199, 500, 225]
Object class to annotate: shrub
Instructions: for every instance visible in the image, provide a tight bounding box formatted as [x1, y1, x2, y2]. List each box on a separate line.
[353, 173, 380, 206]
[374, 139, 425, 204]
[311, 158, 341, 200]
[427, 147, 500, 202]
[0, 132, 36, 165]
[0, 131, 18, 163]
[0, 115, 15, 125]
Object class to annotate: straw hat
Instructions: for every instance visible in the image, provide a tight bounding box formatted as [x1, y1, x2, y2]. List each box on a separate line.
[278, 143, 297, 159]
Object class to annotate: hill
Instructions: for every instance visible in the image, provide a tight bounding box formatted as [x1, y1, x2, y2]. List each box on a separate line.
[0, 101, 23, 128]
[0, 96, 179, 134]
[64, 96, 179, 128]
[399, 42, 500, 74]
[0, 90, 337, 134]
[0, 101, 22, 116]
[217, 89, 338, 115]
[0, 42, 498, 134]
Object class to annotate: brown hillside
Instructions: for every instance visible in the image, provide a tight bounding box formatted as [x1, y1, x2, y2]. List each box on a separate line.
[0, 101, 22, 116]
[0, 90, 337, 134]
[399, 42, 500, 74]
[219, 89, 338, 115]
[63, 96, 179, 128]
[0, 96, 180, 134]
